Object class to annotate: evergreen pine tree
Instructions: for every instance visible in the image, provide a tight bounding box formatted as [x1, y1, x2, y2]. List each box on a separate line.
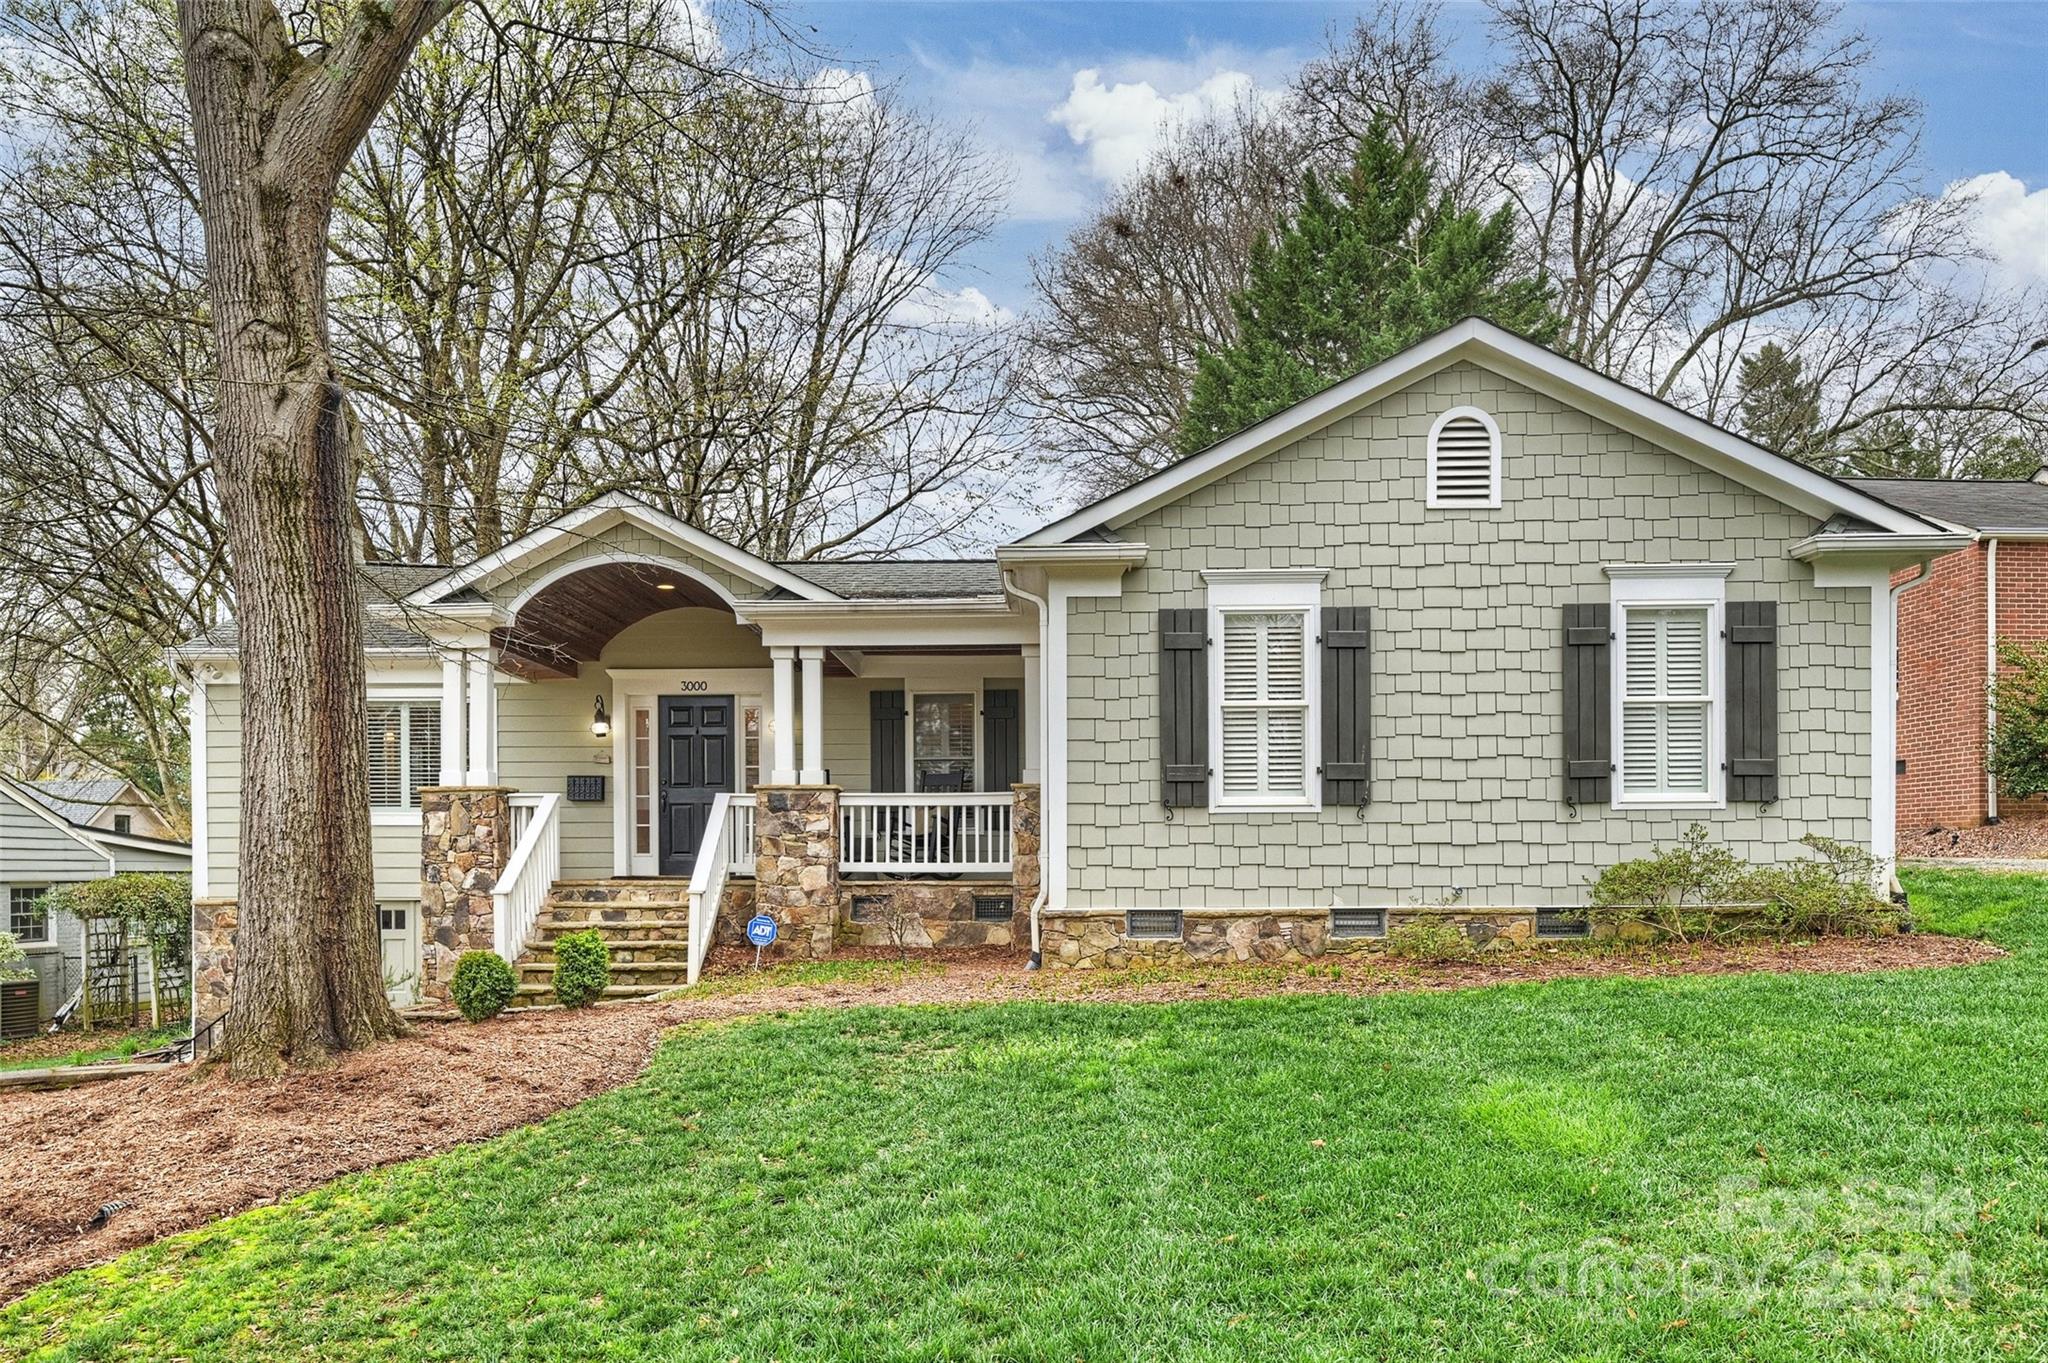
[1174, 119, 1558, 455]
[1736, 343, 1825, 461]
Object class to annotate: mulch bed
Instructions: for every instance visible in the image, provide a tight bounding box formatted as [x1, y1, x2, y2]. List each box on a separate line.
[1901, 819, 2048, 861]
[0, 930, 2004, 1302]
[0, 1028, 168, 1070]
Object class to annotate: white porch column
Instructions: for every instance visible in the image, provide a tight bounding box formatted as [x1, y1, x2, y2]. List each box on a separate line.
[1020, 642, 1042, 783]
[464, 650, 498, 785]
[798, 646, 826, 784]
[439, 652, 467, 785]
[769, 645, 798, 783]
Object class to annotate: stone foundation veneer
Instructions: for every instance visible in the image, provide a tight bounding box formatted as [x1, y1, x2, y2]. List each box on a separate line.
[753, 785, 840, 958]
[191, 897, 238, 1037]
[1042, 906, 1564, 968]
[419, 785, 513, 999]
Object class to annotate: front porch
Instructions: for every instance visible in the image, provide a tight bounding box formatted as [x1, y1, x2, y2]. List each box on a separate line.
[421, 782, 1040, 1004]
[402, 545, 1043, 1003]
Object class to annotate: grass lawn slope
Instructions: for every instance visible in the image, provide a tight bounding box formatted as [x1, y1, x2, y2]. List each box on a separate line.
[3, 868, 2043, 1361]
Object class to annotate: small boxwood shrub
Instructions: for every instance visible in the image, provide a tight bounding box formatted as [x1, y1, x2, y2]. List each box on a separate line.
[1383, 916, 1473, 962]
[553, 930, 611, 1008]
[450, 951, 516, 1022]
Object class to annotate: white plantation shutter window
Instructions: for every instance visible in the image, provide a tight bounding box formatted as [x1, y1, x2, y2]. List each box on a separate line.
[1218, 611, 1309, 800]
[368, 700, 441, 810]
[1619, 608, 1712, 798]
[1426, 407, 1502, 508]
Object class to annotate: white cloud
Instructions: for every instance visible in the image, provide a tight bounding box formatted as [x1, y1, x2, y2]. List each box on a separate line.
[891, 284, 1014, 328]
[1948, 171, 2048, 283]
[1047, 67, 1259, 184]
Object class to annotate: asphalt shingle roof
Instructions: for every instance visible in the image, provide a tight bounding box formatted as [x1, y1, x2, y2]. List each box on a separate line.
[1846, 478, 2048, 533]
[772, 560, 1003, 599]
[181, 562, 451, 655]
[22, 777, 130, 826]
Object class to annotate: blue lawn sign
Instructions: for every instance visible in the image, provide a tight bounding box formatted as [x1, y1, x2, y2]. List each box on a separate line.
[745, 913, 778, 969]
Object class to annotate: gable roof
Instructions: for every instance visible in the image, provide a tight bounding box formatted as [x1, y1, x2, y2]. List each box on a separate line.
[0, 775, 189, 859]
[403, 492, 838, 609]
[181, 561, 449, 656]
[1019, 318, 1946, 545]
[1846, 477, 2048, 535]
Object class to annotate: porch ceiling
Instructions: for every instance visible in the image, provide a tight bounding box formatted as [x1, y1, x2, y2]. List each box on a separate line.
[493, 561, 735, 680]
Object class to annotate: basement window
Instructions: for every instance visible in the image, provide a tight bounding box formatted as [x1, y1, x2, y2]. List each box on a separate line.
[1124, 910, 1183, 941]
[851, 895, 889, 923]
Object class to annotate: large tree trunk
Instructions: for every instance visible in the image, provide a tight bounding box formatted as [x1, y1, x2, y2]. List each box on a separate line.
[179, 0, 456, 1075]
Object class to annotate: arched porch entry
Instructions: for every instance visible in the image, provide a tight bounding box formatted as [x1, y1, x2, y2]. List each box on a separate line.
[493, 557, 783, 878]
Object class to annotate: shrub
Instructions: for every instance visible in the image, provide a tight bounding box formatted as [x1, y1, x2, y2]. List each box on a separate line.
[1990, 639, 2048, 801]
[1383, 916, 1473, 962]
[450, 951, 516, 1022]
[1746, 836, 1902, 938]
[1589, 825, 1901, 941]
[0, 930, 31, 984]
[552, 930, 611, 1008]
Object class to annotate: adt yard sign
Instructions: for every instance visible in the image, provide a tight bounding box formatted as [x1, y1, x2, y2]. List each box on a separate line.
[745, 914, 777, 968]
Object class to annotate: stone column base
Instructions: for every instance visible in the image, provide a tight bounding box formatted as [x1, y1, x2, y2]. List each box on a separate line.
[754, 785, 840, 958]
[420, 785, 514, 1000]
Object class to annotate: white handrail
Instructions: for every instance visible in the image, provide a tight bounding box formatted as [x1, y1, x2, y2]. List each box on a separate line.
[492, 792, 560, 960]
[839, 792, 1013, 875]
[686, 791, 738, 986]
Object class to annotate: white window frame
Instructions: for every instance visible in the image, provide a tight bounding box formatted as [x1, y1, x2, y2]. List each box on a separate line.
[8, 885, 49, 943]
[1203, 569, 1325, 813]
[1605, 565, 1732, 810]
[1425, 405, 1503, 509]
[367, 692, 442, 823]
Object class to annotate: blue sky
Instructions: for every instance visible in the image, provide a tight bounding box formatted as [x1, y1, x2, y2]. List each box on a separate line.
[787, 0, 2048, 314]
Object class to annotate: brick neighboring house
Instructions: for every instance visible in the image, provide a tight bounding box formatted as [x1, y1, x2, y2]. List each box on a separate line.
[1848, 473, 2048, 832]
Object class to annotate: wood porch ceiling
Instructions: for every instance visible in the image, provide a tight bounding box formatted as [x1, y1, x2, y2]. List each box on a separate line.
[491, 561, 855, 682]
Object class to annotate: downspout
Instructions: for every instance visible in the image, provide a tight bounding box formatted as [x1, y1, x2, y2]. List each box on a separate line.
[1002, 568, 1050, 968]
[1889, 558, 1937, 900]
[1986, 538, 2000, 824]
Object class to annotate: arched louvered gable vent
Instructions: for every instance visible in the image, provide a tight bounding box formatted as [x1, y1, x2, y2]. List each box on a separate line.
[1426, 407, 1502, 508]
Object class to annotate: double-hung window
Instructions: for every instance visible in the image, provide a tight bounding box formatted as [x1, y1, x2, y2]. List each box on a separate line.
[1205, 570, 1324, 811]
[8, 886, 48, 943]
[1607, 567, 1728, 807]
[368, 700, 441, 812]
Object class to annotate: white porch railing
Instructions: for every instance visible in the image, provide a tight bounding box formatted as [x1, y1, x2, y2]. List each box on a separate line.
[727, 798, 756, 878]
[839, 792, 1014, 876]
[493, 792, 561, 960]
[687, 791, 741, 986]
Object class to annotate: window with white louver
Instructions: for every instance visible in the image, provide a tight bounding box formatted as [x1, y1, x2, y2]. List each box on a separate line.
[367, 700, 441, 810]
[1217, 611, 1309, 803]
[1426, 407, 1501, 508]
[1618, 608, 1712, 799]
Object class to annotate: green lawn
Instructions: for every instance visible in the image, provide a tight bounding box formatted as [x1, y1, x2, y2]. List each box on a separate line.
[0, 1026, 183, 1073]
[4, 869, 2044, 1361]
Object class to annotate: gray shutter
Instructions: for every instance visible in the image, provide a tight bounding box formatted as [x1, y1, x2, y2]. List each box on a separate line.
[1160, 608, 1208, 807]
[1562, 603, 1612, 805]
[982, 687, 1021, 791]
[1725, 601, 1779, 802]
[870, 689, 906, 793]
[1320, 606, 1370, 806]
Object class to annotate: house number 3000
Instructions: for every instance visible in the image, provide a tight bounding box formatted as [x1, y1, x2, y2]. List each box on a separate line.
[675, 680, 709, 692]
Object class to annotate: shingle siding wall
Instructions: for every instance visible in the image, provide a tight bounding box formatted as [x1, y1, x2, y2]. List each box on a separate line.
[1065, 360, 1872, 910]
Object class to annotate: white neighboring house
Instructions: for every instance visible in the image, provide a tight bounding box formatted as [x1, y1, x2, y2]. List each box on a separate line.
[0, 775, 191, 1022]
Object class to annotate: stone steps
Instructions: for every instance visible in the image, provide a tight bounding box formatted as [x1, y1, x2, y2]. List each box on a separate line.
[505, 877, 697, 1007]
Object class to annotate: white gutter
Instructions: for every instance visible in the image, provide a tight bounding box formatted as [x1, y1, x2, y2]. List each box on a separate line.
[1987, 538, 2000, 823]
[1001, 568, 1051, 968]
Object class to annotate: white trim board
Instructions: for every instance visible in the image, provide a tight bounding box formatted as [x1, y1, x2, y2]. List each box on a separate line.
[1017, 318, 1944, 545]
[403, 492, 837, 608]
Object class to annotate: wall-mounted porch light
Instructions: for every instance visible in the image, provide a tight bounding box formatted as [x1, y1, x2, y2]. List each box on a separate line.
[590, 695, 611, 738]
